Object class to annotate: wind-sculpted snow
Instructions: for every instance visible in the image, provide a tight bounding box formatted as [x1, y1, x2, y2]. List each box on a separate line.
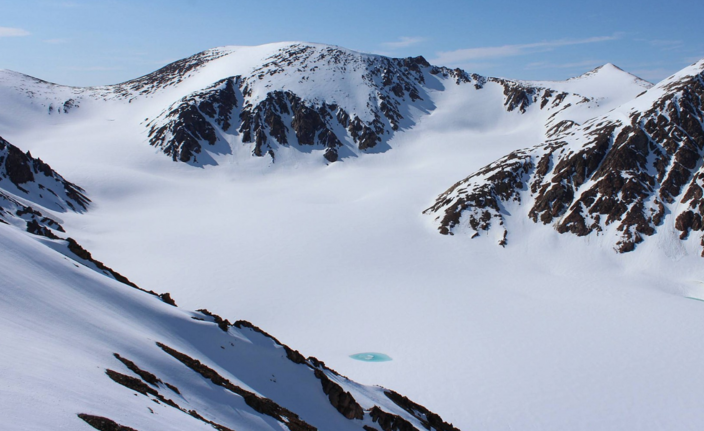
[0, 48, 230, 116]
[426, 60, 704, 254]
[0, 122, 463, 429]
[0, 136, 177, 296]
[110, 48, 231, 99]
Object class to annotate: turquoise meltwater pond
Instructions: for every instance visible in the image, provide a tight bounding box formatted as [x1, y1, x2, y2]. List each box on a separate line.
[349, 352, 392, 362]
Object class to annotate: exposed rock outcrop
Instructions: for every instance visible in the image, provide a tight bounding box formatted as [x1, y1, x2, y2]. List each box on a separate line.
[147, 77, 240, 163]
[384, 390, 460, 431]
[313, 369, 364, 420]
[0, 135, 89, 212]
[106, 354, 234, 431]
[77, 414, 139, 431]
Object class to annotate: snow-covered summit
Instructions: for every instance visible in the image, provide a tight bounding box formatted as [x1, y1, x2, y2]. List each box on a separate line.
[570, 62, 647, 83]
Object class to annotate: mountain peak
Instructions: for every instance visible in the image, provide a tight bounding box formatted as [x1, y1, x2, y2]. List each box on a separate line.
[593, 62, 622, 72]
[569, 62, 650, 85]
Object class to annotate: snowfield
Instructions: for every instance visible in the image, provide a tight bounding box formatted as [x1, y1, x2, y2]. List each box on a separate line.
[2, 42, 704, 430]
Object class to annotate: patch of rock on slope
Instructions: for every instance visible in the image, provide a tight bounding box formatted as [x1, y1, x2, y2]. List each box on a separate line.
[425, 59, 704, 255]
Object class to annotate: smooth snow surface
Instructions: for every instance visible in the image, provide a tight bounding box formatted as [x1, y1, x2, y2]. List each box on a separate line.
[2, 44, 704, 431]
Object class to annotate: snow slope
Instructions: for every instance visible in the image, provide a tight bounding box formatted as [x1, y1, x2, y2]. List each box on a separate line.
[0, 218, 465, 431]
[2, 43, 703, 430]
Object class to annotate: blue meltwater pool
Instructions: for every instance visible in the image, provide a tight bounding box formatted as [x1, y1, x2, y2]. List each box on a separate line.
[349, 352, 392, 362]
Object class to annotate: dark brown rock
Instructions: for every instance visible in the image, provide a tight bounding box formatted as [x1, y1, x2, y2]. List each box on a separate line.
[369, 406, 417, 431]
[234, 320, 308, 364]
[113, 353, 161, 386]
[159, 292, 177, 307]
[4, 145, 34, 185]
[384, 390, 460, 431]
[148, 77, 240, 163]
[313, 369, 364, 420]
[197, 309, 231, 332]
[77, 414, 138, 431]
[106, 369, 158, 397]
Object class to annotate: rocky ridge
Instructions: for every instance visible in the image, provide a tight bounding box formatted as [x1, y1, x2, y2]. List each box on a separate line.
[425, 60, 704, 255]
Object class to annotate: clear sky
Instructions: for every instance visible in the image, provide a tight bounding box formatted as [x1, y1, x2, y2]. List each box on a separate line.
[1, 0, 702, 86]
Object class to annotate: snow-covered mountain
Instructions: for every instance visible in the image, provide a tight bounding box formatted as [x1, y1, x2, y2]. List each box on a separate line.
[4, 42, 704, 431]
[426, 60, 704, 254]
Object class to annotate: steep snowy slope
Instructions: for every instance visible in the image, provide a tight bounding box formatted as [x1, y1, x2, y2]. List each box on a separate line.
[426, 60, 704, 255]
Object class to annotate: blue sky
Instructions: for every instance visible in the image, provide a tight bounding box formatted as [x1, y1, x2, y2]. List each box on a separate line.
[1, 0, 702, 86]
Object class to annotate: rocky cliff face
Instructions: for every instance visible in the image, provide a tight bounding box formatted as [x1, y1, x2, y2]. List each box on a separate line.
[147, 76, 241, 163]
[426, 60, 704, 255]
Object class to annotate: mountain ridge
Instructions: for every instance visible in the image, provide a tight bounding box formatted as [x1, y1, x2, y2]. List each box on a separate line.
[425, 59, 704, 254]
[0, 42, 648, 166]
